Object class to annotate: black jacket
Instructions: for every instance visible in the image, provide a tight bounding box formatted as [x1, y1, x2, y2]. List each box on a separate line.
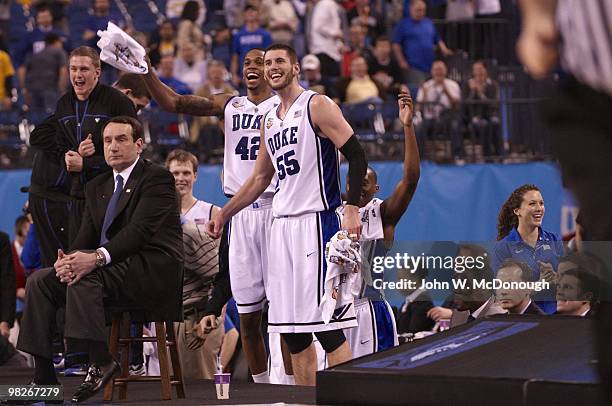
[55, 83, 137, 199]
[29, 114, 71, 201]
[71, 159, 184, 321]
[397, 291, 435, 334]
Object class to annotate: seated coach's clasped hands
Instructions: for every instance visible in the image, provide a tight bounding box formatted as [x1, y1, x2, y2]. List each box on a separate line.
[54, 248, 98, 285]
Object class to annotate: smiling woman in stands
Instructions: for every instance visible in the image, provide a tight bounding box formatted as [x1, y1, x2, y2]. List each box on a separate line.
[492, 184, 564, 314]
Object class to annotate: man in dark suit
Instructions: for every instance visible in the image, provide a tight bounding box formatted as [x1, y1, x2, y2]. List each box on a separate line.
[496, 259, 545, 315]
[17, 116, 183, 403]
[396, 267, 435, 334]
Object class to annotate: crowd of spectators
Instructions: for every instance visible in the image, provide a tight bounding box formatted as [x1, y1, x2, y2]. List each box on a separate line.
[0, 0, 535, 168]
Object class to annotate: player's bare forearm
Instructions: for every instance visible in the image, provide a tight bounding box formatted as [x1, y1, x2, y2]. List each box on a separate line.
[382, 90, 420, 226]
[176, 95, 225, 116]
[141, 69, 181, 112]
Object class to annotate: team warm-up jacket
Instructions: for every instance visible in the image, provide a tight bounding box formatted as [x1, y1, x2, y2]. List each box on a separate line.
[54, 83, 137, 199]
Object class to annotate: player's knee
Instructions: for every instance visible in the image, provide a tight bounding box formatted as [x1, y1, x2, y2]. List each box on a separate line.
[315, 330, 346, 353]
[281, 333, 313, 354]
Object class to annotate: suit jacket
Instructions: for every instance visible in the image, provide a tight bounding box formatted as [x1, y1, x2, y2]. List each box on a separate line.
[397, 291, 435, 334]
[71, 159, 184, 321]
[522, 301, 545, 315]
[450, 296, 507, 328]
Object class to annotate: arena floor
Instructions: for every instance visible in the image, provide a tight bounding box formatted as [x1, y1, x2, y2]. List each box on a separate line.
[1, 368, 315, 405]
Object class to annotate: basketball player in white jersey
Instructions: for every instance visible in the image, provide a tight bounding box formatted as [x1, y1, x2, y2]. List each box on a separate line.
[141, 49, 283, 384]
[166, 149, 220, 223]
[338, 88, 420, 358]
[208, 44, 368, 386]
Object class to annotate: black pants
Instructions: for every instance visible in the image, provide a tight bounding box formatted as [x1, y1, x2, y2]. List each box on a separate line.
[541, 76, 612, 404]
[28, 195, 70, 268]
[315, 53, 340, 78]
[17, 263, 128, 359]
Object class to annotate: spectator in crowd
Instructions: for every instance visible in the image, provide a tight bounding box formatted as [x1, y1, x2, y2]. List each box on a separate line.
[347, 0, 383, 44]
[341, 25, 368, 78]
[165, 150, 224, 379]
[230, 4, 272, 87]
[0, 230, 24, 367]
[224, 0, 246, 30]
[0, 34, 15, 112]
[309, 0, 344, 77]
[462, 60, 501, 159]
[366, 35, 404, 97]
[55, 46, 139, 245]
[82, 0, 126, 48]
[18, 116, 184, 402]
[428, 244, 506, 328]
[190, 60, 237, 148]
[0, 231, 14, 332]
[396, 266, 435, 335]
[493, 184, 564, 314]
[177, 0, 208, 62]
[82, 0, 125, 84]
[149, 21, 178, 69]
[167, 0, 207, 25]
[336, 54, 385, 103]
[19, 33, 68, 115]
[11, 215, 30, 323]
[263, 0, 298, 45]
[157, 54, 193, 96]
[14, 4, 69, 69]
[495, 259, 545, 315]
[300, 54, 336, 97]
[415, 59, 462, 160]
[445, 0, 475, 21]
[556, 267, 598, 317]
[174, 42, 208, 94]
[393, 0, 452, 86]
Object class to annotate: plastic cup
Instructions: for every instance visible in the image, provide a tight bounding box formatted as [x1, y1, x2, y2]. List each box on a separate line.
[214, 373, 231, 399]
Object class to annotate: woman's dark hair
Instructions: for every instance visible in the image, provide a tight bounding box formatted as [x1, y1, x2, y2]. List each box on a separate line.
[180, 0, 199, 22]
[496, 184, 541, 240]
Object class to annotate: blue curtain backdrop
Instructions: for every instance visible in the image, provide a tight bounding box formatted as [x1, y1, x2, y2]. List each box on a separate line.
[0, 162, 575, 241]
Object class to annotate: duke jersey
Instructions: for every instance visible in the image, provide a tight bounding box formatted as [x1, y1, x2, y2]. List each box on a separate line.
[263, 90, 341, 216]
[223, 95, 280, 196]
[337, 198, 387, 301]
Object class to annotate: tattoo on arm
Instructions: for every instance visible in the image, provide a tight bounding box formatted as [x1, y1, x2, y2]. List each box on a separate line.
[176, 95, 223, 116]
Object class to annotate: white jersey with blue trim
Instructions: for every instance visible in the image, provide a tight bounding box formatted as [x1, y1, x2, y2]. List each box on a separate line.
[223, 94, 280, 196]
[264, 90, 341, 217]
[337, 198, 386, 300]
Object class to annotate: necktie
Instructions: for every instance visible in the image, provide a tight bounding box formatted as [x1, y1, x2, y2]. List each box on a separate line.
[100, 174, 124, 245]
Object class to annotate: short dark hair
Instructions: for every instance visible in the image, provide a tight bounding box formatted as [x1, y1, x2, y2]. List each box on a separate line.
[498, 259, 533, 282]
[69, 46, 101, 69]
[15, 215, 29, 237]
[265, 44, 298, 65]
[36, 3, 53, 15]
[45, 33, 61, 45]
[115, 73, 152, 100]
[563, 268, 600, 302]
[373, 35, 390, 46]
[180, 0, 200, 21]
[101, 116, 143, 142]
[244, 3, 257, 11]
[166, 149, 198, 173]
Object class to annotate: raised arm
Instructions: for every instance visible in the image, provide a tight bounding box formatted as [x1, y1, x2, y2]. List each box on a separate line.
[207, 123, 276, 238]
[141, 58, 228, 116]
[380, 88, 420, 229]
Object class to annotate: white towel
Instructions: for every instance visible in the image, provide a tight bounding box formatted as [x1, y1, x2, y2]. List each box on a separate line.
[319, 231, 361, 324]
[97, 22, 148, 74]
